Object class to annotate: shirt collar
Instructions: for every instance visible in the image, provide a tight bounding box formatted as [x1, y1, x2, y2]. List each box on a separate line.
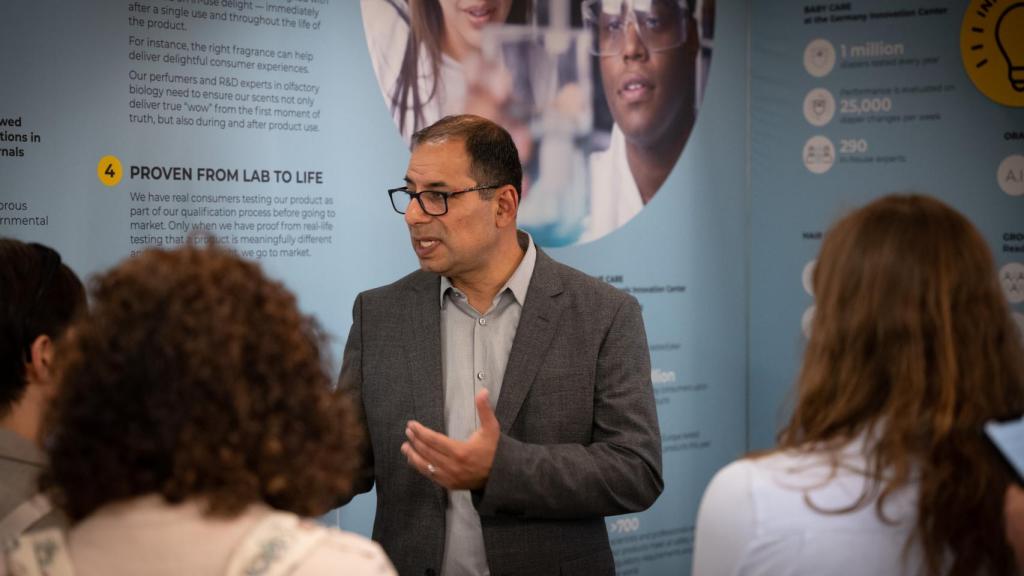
[0, 427, 47, 467]
[440, 231, 536, 309]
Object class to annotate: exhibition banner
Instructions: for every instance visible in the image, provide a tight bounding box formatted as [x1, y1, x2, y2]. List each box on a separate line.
[749, 0, 1024, 449]
[2, 1, 1020, 574]
[1, 1, 747, 573]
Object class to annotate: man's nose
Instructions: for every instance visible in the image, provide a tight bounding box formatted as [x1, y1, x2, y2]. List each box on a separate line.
[622, 17, 649, 60]
[404, 196, 432, 226]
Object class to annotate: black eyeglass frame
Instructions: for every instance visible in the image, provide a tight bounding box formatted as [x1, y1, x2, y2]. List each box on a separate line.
[388, 184, 501, 216]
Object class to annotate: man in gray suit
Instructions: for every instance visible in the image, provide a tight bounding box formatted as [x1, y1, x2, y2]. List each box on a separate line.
[339, 115, 662, 576]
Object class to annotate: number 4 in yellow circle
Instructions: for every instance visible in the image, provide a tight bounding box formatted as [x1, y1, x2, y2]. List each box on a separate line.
[97, 155, 123, 186]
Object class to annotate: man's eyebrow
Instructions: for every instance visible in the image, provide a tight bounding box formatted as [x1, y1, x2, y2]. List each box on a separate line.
[403, 176, 451, 189]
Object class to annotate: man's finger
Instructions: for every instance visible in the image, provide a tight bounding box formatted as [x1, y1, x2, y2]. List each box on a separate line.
[402, 441, 446, 484]
[475, 389, 499, 431]
[406, 425, 452, 467]
[408, 420, 458, 457]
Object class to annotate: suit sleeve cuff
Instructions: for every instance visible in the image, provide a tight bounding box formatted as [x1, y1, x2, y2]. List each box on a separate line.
[472, 433, 523, 516]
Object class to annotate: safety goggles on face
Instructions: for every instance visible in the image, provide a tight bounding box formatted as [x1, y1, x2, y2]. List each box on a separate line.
[581, 0, 689, 57]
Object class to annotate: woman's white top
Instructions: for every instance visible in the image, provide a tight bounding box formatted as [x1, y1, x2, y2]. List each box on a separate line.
[692, 438, 925, 576]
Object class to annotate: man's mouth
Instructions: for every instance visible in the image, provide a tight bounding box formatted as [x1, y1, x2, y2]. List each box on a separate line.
[619, 75, 654, 103]
[412, 237, 442, 257]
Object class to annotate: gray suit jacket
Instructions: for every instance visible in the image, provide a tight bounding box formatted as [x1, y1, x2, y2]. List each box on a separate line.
[339, 249, 663, 576]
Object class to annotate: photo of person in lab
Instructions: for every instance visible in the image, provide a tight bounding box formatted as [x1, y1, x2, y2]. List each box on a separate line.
[361, 0, 714, 246]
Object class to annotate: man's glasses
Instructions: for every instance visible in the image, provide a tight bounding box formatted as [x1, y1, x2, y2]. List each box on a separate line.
[388, 184, 499, 216]
[582, 0, 689, 57]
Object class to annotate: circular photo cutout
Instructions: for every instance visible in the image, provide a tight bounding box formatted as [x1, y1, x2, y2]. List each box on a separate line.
[361, 0, 715, 246]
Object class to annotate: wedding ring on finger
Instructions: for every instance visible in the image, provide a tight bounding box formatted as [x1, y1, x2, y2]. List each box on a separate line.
[427, 463, 437, 475]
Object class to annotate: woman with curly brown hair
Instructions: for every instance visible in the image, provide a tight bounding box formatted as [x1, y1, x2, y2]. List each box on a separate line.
[15, 245, 395, 576]
[693, 194, 1024, 576]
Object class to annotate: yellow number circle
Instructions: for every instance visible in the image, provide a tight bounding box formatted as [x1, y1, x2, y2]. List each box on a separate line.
[97, 155, 123, 187]
[961, 0, 1024, 107]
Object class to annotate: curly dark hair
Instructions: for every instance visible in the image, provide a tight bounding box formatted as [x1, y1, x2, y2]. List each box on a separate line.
[0, 238, 85, 415]
[46, 244, 361, 522]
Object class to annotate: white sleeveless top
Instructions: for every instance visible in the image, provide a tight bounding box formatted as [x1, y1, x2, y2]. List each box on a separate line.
[693, 438, 925, 576]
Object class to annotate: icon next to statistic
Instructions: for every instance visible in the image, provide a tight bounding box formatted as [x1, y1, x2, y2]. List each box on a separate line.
[803, 88, 836, 126]
[801, 306, 816, 339]
[1002, 262, 1024, 304]
[804, 39, 837, 78]
[962, 0, 1024, 106]
[802, 260, 817, 297]
[999, 155, 1024, 197]
[803, 136, 835, 174]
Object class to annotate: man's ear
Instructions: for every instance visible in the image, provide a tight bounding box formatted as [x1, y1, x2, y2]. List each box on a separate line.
[494, 186, 519, 227]
[25, 334, 54, 386]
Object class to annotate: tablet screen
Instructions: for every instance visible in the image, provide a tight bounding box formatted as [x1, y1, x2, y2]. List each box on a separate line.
[986, 418, 1024, 482]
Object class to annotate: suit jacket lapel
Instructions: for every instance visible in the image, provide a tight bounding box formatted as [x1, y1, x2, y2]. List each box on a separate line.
[495, 250, 564, 433]
[406, 273, 445, 432]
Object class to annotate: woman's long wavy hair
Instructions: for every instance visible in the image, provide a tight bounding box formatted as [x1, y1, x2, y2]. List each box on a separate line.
[391, 0, 529, 138]
[779, 194, 1024, 575]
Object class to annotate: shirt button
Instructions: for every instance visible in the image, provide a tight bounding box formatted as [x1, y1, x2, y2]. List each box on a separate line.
[476, 371, 486, 381]
[478, 317, 487, 326]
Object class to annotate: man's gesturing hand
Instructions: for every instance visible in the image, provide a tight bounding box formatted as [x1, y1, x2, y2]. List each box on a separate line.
[401, 389, 500, 490]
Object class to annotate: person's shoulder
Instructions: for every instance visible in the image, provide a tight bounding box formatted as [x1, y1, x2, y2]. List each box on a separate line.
[358, 270, 436, 303]
[725, 450, 831, 494]
[700, 456, 801, 522]
[705, 458, 757, 498]
[693, 459, 759, 576]
[295, 529, 396, 575]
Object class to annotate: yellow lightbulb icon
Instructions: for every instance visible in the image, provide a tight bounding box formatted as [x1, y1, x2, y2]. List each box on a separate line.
[962, 0, 1024, 106]
[996, 3, 1024, 92]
